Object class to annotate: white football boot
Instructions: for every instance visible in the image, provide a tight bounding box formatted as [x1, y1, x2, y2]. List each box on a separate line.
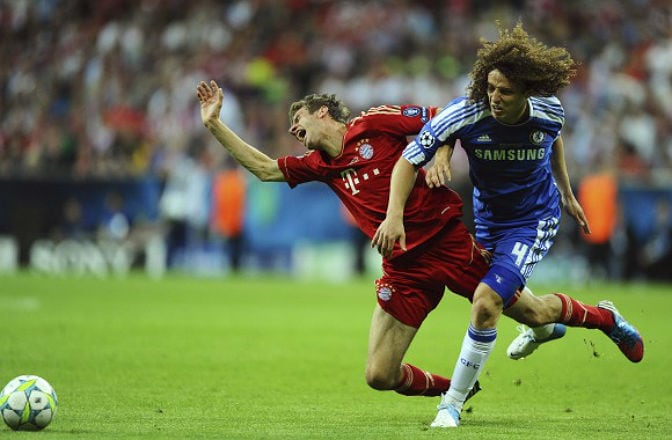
[506, 323, 567, 360]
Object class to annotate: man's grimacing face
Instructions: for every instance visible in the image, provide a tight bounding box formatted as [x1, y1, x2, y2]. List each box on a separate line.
[289, 106, 327, 150]
[486, 69, 529, 125]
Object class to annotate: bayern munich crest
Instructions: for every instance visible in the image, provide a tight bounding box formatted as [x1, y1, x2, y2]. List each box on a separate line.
[377, 286, 392, 301]
[359, 143, 374, 160]
[375, 281, 394, 301]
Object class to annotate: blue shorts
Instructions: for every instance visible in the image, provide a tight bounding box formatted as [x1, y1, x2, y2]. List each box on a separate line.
[477, 217, 559, 305]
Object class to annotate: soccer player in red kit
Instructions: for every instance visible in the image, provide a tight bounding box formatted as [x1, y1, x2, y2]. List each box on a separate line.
[196, 79, 615, 413]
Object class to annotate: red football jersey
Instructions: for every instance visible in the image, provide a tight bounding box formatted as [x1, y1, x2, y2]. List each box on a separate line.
[278, 105, 464, 259]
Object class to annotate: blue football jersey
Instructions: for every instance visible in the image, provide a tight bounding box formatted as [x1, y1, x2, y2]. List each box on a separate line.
[403, 95, 564, 230]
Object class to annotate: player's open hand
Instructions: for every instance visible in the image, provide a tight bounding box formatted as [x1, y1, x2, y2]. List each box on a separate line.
[425, 146, 452, 188]
[197, 80, 223, 128]
[563, 194, 591, 235]
[371, 216, 407, 258]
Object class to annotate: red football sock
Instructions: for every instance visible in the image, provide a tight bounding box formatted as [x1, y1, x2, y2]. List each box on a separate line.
[394, 363, 450, 397]
[555, 293, 614, 331]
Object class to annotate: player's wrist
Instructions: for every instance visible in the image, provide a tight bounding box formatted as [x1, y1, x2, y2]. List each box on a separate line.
[204, 117, 223, 131]
[385, 209, 404, 221]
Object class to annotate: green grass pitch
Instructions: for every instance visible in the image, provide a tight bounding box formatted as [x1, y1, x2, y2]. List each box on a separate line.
[0, 273, 670, 439]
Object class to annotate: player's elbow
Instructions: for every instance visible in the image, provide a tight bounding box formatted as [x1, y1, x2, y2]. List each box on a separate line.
[257, 172, 275, 182]
[257, 170, 284, 182]
[253, 163, 284, 182]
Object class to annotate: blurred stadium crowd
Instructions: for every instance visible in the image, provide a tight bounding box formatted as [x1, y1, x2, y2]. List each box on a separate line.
[1, 0, 671, 281]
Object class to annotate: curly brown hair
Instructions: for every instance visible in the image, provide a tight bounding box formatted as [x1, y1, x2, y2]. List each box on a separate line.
[288, 94, 351, 125]
[468, 21, 576, 103]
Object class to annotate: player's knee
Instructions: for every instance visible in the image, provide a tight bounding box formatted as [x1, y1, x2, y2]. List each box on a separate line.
[472, 304, 498, 327]
[365, 365, 397, 391]
[472, 288, 503, 327]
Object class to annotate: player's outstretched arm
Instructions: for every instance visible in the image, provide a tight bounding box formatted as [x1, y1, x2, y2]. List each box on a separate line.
[196, 80, 285, 182]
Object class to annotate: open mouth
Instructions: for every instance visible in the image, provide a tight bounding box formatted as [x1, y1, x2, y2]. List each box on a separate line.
[491, 106, 506, 118]
[296, 129, 306, 142]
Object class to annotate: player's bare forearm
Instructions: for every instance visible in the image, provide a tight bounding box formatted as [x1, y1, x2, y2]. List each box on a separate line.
[550, 136, 573, 199]
[387, 158, 417, 219]
[550, 136, 591, 233]
[371, 158, 416, 256]
[197, 80, 284, 182]
[207, 118, 284, 182]
[426, 144, 454, 188]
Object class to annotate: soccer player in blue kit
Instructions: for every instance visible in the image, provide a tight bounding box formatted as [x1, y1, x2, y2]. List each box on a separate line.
[373, 22, 644, 427]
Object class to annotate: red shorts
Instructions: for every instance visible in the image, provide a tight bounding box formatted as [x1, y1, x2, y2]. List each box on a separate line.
[375, 220, 489, 328]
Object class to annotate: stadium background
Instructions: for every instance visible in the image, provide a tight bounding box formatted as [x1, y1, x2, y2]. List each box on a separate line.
[1, 0, 671, 283]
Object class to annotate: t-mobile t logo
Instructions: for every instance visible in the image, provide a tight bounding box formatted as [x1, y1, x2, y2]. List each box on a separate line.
[341, 167, 380, 195]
